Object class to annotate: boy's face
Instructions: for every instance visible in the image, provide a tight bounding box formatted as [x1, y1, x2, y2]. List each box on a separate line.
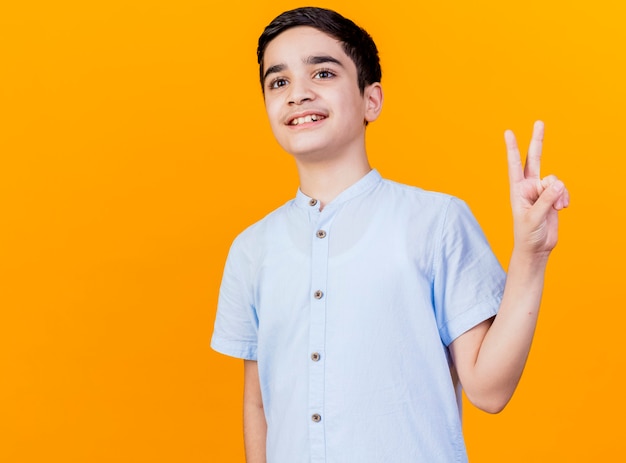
[262, 26, 381, 161]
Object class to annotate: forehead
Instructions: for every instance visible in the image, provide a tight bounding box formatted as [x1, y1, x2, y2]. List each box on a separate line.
[263, 26, 350, 69]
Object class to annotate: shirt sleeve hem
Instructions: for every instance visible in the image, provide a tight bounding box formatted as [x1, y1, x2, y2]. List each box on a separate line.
[210, 337, 258, 361]
[440, 298, 501, 346]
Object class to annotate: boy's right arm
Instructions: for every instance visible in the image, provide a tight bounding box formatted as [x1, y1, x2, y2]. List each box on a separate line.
[243, 360, 266, 463]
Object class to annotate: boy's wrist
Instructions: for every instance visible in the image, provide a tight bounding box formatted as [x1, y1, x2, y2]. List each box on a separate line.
[509, 246, 551, 271]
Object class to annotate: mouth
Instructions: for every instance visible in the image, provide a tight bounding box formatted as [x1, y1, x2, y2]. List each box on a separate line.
[287, 113, 327, 126]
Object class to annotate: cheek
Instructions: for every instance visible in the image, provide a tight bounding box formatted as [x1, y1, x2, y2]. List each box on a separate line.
[265, 99, 281, 121]
[264, 102, 281, 130]
[265, 106, 288, 143]
[338, 91, 365, 118]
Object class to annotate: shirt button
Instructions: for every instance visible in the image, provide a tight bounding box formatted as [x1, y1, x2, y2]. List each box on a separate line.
[309, 199, 318, 207]
[313, 290, 324, 299]
[316, 230, 327, 239]
[311, 352, 321, 362]
[312, 413, 322, 422]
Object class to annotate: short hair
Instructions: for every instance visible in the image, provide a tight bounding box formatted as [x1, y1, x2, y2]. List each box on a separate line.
[257, 7, 382, 94]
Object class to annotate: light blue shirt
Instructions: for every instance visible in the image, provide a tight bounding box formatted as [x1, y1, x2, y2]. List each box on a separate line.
[211, 170, 505, 462]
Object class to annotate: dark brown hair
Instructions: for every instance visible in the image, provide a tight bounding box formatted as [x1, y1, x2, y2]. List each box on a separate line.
[257, 7, 382, 94]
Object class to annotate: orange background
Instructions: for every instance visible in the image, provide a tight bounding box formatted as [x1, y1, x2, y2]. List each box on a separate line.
[1, 0, 624, 461]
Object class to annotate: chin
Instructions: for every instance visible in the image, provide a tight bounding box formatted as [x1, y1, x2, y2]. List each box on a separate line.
[279, 139, 329, 159]
[285, 147, 327, 161]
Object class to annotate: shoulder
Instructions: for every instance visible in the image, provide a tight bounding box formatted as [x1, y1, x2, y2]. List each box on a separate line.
[375, 177, 468, 215]
[228, 199, 296, 257]
[370, 178, 484, 244]
[379, 177, 451, 201]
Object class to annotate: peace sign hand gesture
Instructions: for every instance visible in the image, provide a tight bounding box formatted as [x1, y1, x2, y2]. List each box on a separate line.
[505, 121, 569, 258]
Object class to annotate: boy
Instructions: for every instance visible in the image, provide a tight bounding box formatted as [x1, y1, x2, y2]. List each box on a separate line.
[211, 6, 569, 462]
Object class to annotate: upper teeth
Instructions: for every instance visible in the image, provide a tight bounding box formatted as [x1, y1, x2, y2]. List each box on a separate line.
[291, 114, 322, 125]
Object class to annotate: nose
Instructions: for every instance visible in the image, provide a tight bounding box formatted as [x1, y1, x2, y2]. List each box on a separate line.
[288, 79, 315, 105]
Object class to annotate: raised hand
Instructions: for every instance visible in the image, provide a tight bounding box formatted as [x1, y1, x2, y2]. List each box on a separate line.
[505, 120, 569, 257]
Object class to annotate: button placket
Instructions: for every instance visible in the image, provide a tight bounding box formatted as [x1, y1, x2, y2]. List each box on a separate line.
[308, 211, 334, 461]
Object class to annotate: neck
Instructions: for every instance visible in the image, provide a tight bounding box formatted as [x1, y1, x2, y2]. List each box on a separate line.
[295, 153, 371, 209]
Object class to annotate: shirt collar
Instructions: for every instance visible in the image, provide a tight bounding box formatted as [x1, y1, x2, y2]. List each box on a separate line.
[294, 169, 382, 210]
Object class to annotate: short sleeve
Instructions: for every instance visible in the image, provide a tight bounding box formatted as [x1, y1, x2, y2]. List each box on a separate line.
[210, 235, 259, 360]
[433, 197, 506, 346]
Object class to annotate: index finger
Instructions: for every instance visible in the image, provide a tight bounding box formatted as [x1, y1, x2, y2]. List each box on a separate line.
[524, 120, 544, 180]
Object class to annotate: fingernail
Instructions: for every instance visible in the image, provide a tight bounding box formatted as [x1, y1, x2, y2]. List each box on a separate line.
[552, 182, 564, 193]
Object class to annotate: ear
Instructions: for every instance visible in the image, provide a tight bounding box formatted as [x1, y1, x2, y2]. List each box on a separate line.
[364, 83, 384, 123]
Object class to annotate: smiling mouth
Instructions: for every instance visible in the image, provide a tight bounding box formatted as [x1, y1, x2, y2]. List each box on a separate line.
[289, 114, 326, 126]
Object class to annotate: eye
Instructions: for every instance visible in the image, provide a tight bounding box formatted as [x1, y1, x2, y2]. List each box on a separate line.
[314, 69, 335, 79]
[268, 78, 288, 90]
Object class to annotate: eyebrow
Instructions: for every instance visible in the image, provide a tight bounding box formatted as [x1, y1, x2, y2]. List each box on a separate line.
[263, 64, 286, 82]
[305, 55, 343, 67]
[263, 55, 344, 83]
